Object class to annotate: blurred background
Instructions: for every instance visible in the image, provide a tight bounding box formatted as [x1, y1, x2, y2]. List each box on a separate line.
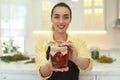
[0, 0, 120, 56]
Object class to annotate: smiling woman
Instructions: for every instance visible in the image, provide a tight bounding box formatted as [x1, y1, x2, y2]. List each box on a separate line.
[35, 2, 93, 80]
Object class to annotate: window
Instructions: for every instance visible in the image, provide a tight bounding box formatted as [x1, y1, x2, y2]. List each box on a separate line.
[42, 1, 54, 30]
[0, 1, 26, 53]
[83, 0, 104, 30]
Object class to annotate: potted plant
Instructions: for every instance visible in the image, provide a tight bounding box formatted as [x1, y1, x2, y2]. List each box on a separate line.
[2, 38, 20, 55]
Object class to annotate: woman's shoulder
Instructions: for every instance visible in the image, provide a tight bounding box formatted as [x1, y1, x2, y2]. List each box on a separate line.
[36, 33, 53, 44]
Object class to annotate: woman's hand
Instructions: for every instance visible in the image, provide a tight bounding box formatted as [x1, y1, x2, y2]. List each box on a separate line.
[48, 60, 69, 72]
[58, 41, 78, 63]
[52, 66, 69, 72]
[40, 59, 69, 78]
[48, 40, 79, 72]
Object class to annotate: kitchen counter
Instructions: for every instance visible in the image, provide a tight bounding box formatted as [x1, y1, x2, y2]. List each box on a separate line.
[0, 60, 120, 71]
[0, 49, 120, 80]
[0, 60, 36, 71]
[0, 57, 120, 72]
[0, 59, 120, 80]
[83, 60, 120, 74]
[84, 50, 120, 75]
[0, 60, 41, 80]
[79, 49, 120, 80]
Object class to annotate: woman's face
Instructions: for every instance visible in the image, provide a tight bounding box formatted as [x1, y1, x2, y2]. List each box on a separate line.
[51, 6, 71, 33]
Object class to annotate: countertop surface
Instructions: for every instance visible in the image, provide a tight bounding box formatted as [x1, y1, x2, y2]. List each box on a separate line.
[0, 50, 120, 74]
[0, 58, 120, 74]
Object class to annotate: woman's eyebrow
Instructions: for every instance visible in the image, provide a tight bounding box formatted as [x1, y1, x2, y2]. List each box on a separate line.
[53, 14, 70, 17]
[53, 14, 59, 16]
[64, 14, 69, 16]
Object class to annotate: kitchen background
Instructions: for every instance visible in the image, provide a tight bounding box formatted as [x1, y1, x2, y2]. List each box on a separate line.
[0, 0, 120, 56]
[0, 0, 120, 80]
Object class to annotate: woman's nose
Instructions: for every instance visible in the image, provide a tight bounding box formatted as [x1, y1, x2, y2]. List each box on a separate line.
[59, 18, 64, 23]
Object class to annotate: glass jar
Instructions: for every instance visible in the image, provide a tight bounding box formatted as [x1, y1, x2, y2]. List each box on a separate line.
[90, 47, 99, 60]
[50, 46, 69, 68]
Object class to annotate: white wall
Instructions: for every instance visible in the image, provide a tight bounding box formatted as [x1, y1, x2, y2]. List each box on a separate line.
[105, 0, 117, 29]
[72, 29, 120, 50]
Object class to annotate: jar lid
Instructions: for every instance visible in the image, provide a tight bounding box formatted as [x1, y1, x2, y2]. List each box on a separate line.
[50, 46, 68, 56]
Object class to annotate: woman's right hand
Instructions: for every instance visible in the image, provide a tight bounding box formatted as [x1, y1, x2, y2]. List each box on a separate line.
[48, 60, 69, 72]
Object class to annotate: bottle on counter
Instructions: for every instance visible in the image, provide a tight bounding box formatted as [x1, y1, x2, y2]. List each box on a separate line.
[90, 47, 99, 60]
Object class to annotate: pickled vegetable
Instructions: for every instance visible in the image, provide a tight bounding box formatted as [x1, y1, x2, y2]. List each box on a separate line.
[97, 55, 115, 63]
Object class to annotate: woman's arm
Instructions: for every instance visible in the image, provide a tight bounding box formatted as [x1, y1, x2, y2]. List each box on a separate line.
[73, 41, 93, 71]
[73, 56, 90, 70]
[35, 40, 70, 79]
[59, 40, 93, 71]
[39, 61, 52, 77]
[35, 40, 52, 79]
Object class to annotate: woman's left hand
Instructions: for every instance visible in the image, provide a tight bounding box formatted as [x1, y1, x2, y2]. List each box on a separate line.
[58, 41, 78, 62]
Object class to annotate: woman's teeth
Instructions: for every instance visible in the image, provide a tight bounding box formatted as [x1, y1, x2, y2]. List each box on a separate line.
[59, 25, 64, 29]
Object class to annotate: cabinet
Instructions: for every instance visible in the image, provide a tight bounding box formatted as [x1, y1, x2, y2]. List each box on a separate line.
[0, 61, 41, 80]
[1, 72, 120, 80]
[0, 71, 41, 80]
[0, 72, 3, 80]
[79, 72, 120, 80]
[97, 76, 120, 80]
[97, 72, 120, 80]
[79, 74, 95, 80]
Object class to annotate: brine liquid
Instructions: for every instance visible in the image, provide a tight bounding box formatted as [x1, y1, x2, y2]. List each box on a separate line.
[50, 51, 69, 68]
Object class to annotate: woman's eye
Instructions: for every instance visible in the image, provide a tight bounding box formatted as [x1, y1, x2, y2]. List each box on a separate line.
[64, 17, 69, 19]
[54, 16, 59, 19]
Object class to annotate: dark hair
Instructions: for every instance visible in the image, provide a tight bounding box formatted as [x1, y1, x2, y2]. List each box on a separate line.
[51, 2, 72, 18]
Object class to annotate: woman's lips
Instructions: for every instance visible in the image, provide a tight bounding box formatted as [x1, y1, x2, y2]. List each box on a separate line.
[58, 25, 65, 29]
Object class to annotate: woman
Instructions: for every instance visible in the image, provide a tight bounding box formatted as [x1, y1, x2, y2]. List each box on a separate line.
[35, 2, 93, 80]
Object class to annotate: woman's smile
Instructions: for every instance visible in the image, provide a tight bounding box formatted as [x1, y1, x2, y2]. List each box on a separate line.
[57, 25, 65, 29]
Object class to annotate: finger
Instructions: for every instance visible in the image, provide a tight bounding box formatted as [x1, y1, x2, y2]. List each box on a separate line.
[58, 42, 70, 47]
[52, 68, 64, 72]
[52, 67, 69, 72]
[47, 60, 52, 68]
[63, 67, 69, 71]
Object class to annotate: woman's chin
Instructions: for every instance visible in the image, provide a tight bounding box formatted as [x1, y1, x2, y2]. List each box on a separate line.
[58, 29, 66, 33]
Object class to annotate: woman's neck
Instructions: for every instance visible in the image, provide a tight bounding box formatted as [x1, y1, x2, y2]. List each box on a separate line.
[53, 31, 67, 42]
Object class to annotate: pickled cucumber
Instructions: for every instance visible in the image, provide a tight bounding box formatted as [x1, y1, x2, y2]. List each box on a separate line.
[97, 55, 115, 63]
